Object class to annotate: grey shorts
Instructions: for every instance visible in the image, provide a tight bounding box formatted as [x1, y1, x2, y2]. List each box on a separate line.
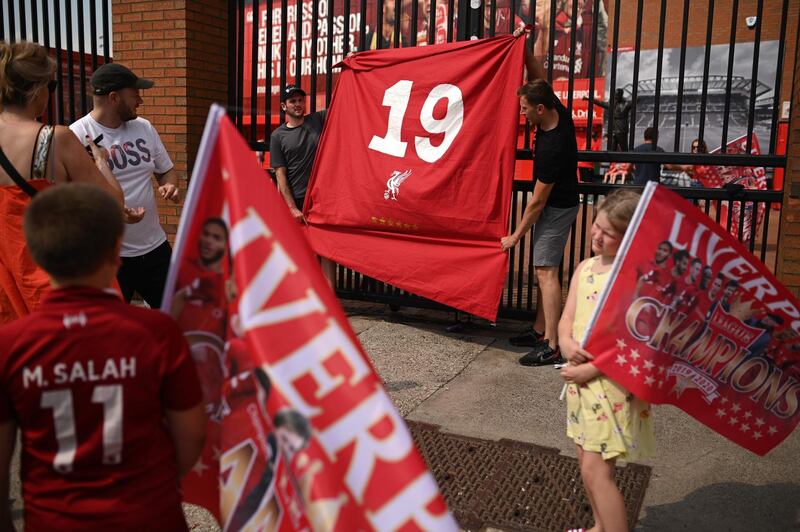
[532, 205, 579, 267]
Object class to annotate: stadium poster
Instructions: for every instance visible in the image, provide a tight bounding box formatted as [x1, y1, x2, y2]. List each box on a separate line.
[162, 105, 457, 530]
[582, 182, 800, 456]
[610, 41, 780, 154]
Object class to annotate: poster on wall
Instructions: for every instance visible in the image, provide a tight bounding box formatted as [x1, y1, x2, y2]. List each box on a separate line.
[610, 41, 779, 154]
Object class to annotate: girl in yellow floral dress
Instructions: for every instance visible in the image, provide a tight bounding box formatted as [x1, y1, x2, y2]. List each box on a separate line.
[558, 189, 654, 532]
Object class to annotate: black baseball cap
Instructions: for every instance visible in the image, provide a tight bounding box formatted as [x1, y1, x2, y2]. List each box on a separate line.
[91, 63, 154, 95]
[281, 85, 306, 102]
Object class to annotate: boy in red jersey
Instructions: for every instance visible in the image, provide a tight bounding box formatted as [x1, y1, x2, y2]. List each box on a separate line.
[0, 184, 206, 531]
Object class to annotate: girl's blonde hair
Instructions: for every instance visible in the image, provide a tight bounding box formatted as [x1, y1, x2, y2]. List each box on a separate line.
[595, 188, 641, 234]
[0, 41, 55, 107]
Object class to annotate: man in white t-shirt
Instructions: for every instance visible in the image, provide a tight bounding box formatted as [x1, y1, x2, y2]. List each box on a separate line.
[70, 63, 180, 308]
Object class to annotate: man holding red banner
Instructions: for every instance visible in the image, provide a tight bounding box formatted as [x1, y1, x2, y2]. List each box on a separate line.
[503, 50, 580, 367]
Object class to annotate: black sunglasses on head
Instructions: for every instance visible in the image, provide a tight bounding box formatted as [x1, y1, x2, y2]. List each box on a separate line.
[47, 80, 58, 93]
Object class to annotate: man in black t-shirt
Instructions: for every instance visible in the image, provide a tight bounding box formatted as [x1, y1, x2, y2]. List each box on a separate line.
[501, 79, 579, 367]
[269, 85, 335, 282]
[269, 85, 327, 222]
[632, 127, 665, 185]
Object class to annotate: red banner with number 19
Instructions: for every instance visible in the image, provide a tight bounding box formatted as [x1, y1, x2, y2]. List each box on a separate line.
[305, 36, 525, 321]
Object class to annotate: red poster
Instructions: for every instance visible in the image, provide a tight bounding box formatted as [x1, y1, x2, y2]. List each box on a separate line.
[694, 133, 768, 242]
[305, 36, 526, 321]
[583, 183, 800, 456]
[162, 106, 457, 530]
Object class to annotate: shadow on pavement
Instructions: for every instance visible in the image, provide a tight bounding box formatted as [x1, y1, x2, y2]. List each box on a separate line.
[637, 482, 800, 531]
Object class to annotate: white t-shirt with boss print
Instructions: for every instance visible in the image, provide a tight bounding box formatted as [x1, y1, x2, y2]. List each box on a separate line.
[70, 114, 173, 257]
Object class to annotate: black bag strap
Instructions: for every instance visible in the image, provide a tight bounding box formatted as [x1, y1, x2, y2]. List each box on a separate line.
[0, 145, 38, 198]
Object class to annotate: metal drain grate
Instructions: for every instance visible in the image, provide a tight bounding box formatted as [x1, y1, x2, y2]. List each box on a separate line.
[407, 421, 651, 531]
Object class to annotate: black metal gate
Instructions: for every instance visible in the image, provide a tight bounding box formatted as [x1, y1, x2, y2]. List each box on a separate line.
[229, 0, 794, 320]
[1, 0, 112, 125]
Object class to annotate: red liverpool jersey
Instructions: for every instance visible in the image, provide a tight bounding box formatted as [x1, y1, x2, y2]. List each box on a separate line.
[0, 287, 203, 531]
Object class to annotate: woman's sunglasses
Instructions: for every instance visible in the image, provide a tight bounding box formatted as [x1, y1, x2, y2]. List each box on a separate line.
[47, 80, 58, 93]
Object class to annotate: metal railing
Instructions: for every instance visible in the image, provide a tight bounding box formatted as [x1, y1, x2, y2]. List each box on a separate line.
[335, 180, 783, 320]
[228, 0, 795, 320]
[1, 0, 112, 125]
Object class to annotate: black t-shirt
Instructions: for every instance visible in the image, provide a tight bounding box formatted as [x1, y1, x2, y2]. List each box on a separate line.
[633, 142, 665, 185]
[533, 102, 579, 208]
[269, 110, 327, 200]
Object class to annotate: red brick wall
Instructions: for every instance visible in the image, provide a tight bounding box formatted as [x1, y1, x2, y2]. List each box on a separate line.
[777, 41, 800, 296]
[112, 0, 227, 241]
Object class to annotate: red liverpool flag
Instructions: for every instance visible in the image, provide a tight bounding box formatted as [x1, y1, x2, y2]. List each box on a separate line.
[305, 36, 526, 321]
[162, 105, 458, 530]
[582, 183, 800, 456]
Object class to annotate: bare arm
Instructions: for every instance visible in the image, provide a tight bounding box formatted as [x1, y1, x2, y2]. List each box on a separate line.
[513, 26, 545, 82]
[155, 167, 181, 203]
[55, 126, 125, 206]
[0, 421, 16, 531]
[274, 166, 305, 223]
[165, 403, 206, 477]
[559, 260, 594, 364]
[500, 179, 553, 251]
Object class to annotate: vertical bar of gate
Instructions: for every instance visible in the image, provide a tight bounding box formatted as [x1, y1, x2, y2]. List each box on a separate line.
[411, 0, 419, 45]
[279, 0, 288, 121]
[101, 0, 110, 63]
[506, 189, 519, 307]
[651, 0, 666, 151]
[769, 0, 790, 154]
[343, 0, 351, 55]
[266, 0, 274, 140]
[605, 0, 621, 151]
[42, 0, 54, 125]
[6, 1, 15, 42]
[508, 0, 516, 33]
[546, 0, 556, 82]
[251, 0, 260, 138]
[89, 0, 98, 71]
[294, 0, 302, 85]
[18, 0, 27, 41]
[31, 0, 39, 43]
[516, 192, 528, 309]
[488, 0, 496, 38]
[237, 0, 246, 127]
[745, 0, 763, 154]
[578, 193, 588, 262]
[77, 0, 88, 117]
[447, 0, 455, 42]
[584, 0, 600, 151]
[393, 0, 401, 47]
[565, 0, 579, 116]
[628, 0, 644, 150]
[428, 0, 436, 45]
[760, 201, 771, 263]
[310, 0, 319, 113]
[227, 0, 237, 117]
[65, 0, 76, 124]
[325, 0, 334, 104]
[376, 0, 385, 48]
[673, 0, 690, 152]
[697, 0, 714, 148]
[359, 0, 367, 50]
[53, 0, 65, 124]
[720, 0, 739, 153]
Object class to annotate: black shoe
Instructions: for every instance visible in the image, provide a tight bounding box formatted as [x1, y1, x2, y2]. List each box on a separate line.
[509, 328, 544, 346]
[518, 345, 565, 367]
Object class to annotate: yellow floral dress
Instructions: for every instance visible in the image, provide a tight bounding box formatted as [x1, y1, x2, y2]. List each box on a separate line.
[566, 256, 655, 461]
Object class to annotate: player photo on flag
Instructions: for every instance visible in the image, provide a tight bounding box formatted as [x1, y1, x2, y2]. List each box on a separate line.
[582, 183, 800, 456]
[162, 105, 458, 530]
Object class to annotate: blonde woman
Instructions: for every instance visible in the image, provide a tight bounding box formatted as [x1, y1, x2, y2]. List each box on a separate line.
[0, 41, 141, 323]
